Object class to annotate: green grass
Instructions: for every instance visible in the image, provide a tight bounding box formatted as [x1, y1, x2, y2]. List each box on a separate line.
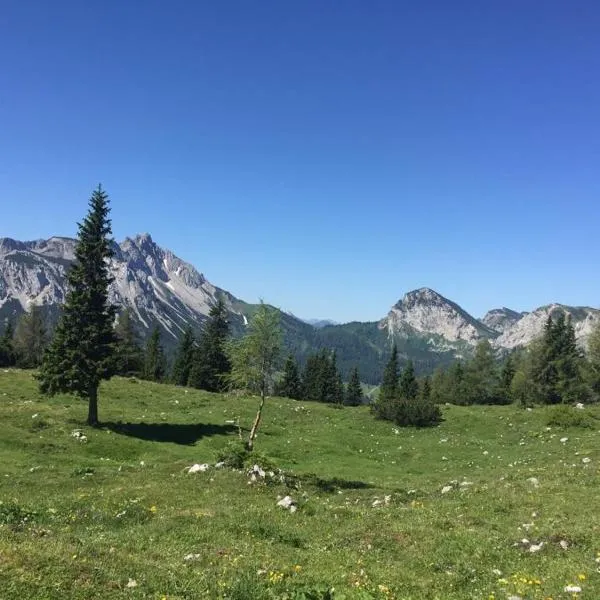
[0, 369, 599, 599]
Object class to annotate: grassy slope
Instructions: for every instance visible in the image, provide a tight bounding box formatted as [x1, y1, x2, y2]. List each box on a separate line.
[0, 370, 599, 599]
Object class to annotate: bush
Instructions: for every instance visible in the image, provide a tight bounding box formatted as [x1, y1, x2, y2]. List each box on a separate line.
[216, 440, 248, 469]
[393, 397, 442, 427]
[546, 405, 598, 429]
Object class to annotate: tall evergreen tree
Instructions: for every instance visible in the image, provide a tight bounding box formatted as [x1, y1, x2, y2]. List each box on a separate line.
[113, 308, 144, 377]
[499, 353, 517, 403]
[171, 326, 195, 386]
[189, 298, 231, 392]
[464, 339, 501, 404]
[345, 366, 363, 406]
[38, 186, 117, 426]
[374, 343, 399, 419]
[419, 375, 432, 402]
[277, 354, 302, 399]
[144, 325, 166, 382]
[398, 360, 418, 400]
[0, 320, 16, 367]
[14, 305, 47, 368]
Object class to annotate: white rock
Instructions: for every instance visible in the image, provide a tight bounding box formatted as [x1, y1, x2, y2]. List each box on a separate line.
[276, 495, 296, 511]
[526, 477, 540, 488]
[560, 437, 568, 443]
[528, 542, 544, 553]
[441, 485, 452, 494]
[575, 403, 585, 409]
[582, 457, 592, 464]
[214, 461, 225, 469]
[564, 585, 582, 593]
[183, 553, 201, 561]
[559, 539, 569, 550]
[126, 578, 138, 588]
[187, 463, 210, 474]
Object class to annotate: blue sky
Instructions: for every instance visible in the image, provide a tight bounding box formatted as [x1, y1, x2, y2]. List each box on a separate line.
[1, 1, 599, 322]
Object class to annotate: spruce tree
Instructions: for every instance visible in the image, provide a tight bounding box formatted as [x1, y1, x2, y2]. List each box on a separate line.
[499, 353, 517, 403]
[398, 360, 418, 400]
[189, 298, 231, 392]
[113, 308, 144, 377]
[374, 343, 399, 419]
[345, 366, 363, 406]
[465, 339, 501, 404]
[144, 325, 166, 382]
[0, 320, 16, 367]
[171, 326, 195, 386]
[14, 305, 47, 368]
[277, 354, 302, 399]
[38, 186, 117, 426]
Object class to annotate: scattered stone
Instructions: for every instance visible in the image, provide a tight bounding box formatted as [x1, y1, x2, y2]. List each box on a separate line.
[276, 495, 297, 512]
[441, 485, 452, 494]
[528, 541, 544, 553]
[526, 477, 540, 488]
[559, 539, 569, 550]
[71, 430, 88, 443]
[214, 461, 225, 469]
[32, 413, 39, 419]
[582, 457, 592, 464]
[183, 553, 201, 561]
[575, 403, 585, 410]
[126, 578, 138, 588]
[560, 437, 568, 443]
[187, 463, 210, 474]
[564, 585, 582, 593]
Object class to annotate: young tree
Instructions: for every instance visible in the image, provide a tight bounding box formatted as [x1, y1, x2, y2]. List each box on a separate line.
[13, 305, 47, 368]
[345, 366, 363, 406]
[374, 343, 399, 419]
[228, 301, 281, 451]
[189, 298, 231, 392]
[171, 326, 195, 386]
[277, 354, 302, 399]
[38, 186, 117, 426]
[113, 308, 144, 377]
[144, 325, 166, 382]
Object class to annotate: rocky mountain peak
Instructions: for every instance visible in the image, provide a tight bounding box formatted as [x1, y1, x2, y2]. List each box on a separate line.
[384, 288, 497, 344]
[480, 307, 525, 334]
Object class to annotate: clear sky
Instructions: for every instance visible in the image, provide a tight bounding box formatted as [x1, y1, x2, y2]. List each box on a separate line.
[1, 1, 599, 322]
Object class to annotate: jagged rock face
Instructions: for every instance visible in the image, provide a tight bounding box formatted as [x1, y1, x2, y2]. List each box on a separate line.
[380, 288, 497, 344]
[0, 234, 243, 339]
[494, 304, 600, 349]
[480, 308, 526, 334]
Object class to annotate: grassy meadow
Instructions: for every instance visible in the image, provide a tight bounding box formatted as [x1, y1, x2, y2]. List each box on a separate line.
[0, 369, 599, 599]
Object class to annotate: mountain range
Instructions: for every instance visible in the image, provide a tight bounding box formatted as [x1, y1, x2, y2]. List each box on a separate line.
[1, 234, 598, 383]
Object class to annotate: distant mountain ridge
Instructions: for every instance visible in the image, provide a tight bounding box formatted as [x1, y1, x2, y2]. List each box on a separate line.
[1, 235, 599, 382]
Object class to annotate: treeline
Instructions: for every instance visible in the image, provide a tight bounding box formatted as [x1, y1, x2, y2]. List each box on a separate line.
[1, 299, 365, 406]
[429, 314, 599, 407]
[372, 344, 441, 427]
[276, 351, 364, 406]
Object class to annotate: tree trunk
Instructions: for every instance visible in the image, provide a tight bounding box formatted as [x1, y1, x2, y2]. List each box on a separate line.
[87, 385, 99, 427]
[247, 390, 265, 452]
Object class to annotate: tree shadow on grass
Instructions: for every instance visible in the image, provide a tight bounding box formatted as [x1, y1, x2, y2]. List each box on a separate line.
[102, 421, 237, 445]
[297, 474, 375, 493]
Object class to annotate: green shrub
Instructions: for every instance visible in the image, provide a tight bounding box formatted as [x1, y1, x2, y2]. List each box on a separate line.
[393, 397, 442, 427]
[216, 440, 248, 469]
[546, 405, 598, 429]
